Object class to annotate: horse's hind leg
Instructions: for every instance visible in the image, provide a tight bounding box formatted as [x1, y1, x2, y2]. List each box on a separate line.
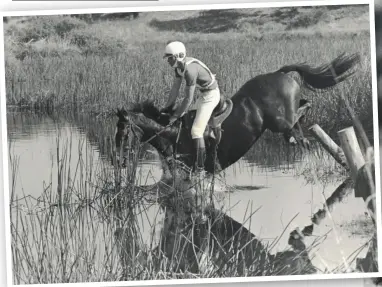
[285, 99, 312, 149]
[266, 77, 311, 149]
[294, 122, 310, 149]
[295, 99, 311, 125]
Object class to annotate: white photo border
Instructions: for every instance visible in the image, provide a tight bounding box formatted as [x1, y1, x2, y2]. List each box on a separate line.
[0, 0, 381, 286]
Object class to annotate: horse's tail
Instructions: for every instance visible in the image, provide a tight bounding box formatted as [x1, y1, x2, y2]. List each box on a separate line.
[277, 52, 361, 91]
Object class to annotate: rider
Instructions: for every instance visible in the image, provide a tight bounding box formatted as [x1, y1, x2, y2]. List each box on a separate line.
[162, 41, 220, 177]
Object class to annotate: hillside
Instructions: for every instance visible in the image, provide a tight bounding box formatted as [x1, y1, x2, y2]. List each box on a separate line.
[3, 4, 370, 60]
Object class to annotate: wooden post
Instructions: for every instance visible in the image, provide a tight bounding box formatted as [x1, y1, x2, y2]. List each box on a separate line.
[338, 126, 375, 217]
[338, 126, 365, 181]
[309, 124, 348, 168]
[355, 161, 376, 217]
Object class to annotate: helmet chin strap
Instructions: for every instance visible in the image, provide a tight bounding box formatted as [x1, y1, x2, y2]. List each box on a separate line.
[172, 56, 185, 68]
[171, 60, 178, 68]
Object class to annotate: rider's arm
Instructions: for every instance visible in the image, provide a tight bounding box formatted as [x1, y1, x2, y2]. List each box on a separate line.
[164, 72, 182, 109]
[173, 84, 196, 118]
[173, 67, 197, 118]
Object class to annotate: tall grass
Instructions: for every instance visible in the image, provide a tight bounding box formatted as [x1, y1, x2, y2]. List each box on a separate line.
[5, 32, 373, 140]
[8, 130, 168, 283]
[9, 117, 376, 283]
[7, 100, 377, 283]
[4, 130, 268, 283]
[8, 130, 356, 283]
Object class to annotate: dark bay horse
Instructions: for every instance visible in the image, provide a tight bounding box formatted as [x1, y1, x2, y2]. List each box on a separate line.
[115, 52, 360, 173]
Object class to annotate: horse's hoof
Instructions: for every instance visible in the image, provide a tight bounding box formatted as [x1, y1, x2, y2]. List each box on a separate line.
[289, 136, 297, 146]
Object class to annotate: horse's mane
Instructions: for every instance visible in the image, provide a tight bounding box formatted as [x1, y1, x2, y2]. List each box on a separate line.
[116, 103, 178, 136]
[130, 99, 163, 120]
[116, 107, 160, 128]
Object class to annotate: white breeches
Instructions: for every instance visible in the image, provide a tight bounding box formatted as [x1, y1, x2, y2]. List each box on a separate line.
[191, 87, 220, 139]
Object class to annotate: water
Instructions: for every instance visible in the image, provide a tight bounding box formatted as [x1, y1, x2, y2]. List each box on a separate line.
[6, 111, 374, 282]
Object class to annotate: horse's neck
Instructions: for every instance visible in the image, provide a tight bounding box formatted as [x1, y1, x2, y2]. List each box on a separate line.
[138, 122, 175, 141]
[132, 116, 177, 154]
[139, 122, 161, 138]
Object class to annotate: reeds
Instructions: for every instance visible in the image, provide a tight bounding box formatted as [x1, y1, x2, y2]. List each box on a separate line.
[4, 32, 373, 140]
[5, 126, 321, 283]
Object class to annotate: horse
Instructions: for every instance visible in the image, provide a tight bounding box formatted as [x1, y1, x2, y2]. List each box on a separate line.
[115, 52, 360, 174]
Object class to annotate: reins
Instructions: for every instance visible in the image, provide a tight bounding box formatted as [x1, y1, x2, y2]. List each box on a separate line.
[139, 119, 178, 147]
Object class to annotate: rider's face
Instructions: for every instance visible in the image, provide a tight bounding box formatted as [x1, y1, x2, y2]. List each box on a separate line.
[166, 55, 177, 67]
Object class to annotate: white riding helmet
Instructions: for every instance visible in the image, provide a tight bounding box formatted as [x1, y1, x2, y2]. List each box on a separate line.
[163, 41, 186, 62]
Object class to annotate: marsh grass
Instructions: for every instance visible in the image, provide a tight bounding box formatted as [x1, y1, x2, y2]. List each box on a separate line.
[8, 131, 164, 283]
[2, 128, 344, 283]
[9, 136, 120, 283]
[8, 113, 377, 283]
[4, 16, 373, 140]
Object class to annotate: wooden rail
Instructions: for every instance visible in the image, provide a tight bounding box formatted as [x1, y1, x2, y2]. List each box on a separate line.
[307, 123, 377, 272]
[309, 124, 348, 168]
[309, 124, 376, 217]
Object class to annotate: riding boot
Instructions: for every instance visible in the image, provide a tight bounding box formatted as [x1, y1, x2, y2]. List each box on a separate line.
[193, 137, 206, 175]
[193, 137, 208, 224]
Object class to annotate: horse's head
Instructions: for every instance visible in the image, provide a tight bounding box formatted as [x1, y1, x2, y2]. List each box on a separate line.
[114, 108, 144, 167]
[114, 105, 180, 168]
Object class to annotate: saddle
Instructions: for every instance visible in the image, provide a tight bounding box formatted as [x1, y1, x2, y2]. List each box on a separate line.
[209, 97, 233, 127]
[182, 97, 233, 145]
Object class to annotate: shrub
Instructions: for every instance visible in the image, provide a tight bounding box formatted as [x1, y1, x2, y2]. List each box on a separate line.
[286, 8, 326, 30]
[68, 30, 126, 55]
[5, 15, 86, 44]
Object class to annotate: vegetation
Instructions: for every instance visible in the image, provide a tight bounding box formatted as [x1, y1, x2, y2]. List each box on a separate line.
[8, 130, 367, 284]
[7, 131, 315, 284]
[4, 5, 373, 139]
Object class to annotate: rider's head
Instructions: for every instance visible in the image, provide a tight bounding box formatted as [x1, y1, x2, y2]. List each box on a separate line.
[163, 41, 186, 68]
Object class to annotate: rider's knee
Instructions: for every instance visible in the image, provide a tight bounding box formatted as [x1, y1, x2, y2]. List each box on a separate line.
[191, 126, 204, 139]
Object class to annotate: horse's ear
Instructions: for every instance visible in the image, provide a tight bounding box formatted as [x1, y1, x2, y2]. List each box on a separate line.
[115, 108, 129, 120]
